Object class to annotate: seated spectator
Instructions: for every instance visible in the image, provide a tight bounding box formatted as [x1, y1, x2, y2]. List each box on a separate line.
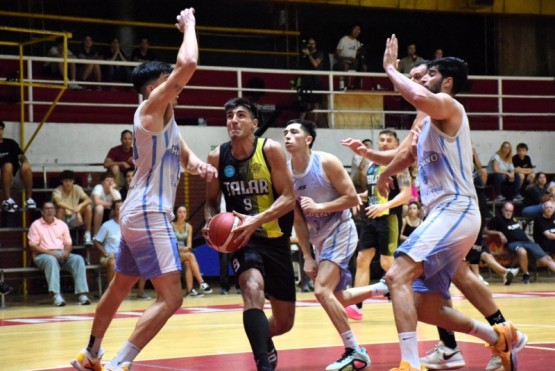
[433, 48, 443, 59]
[103, 129, 134, 186]
[103, 37, 131, 84]
[93, 200, 150, 299]
[119, 168, 134, 201]
[485, 201, 555, 283]
[0, 121, 35, 211]
[27, 202, 91, 306]
[400, 201, 422, 242]
[533, 200, 555, 255]
[131, 37, 157, 62]
[398, 43, 425, 74]
[467, 242, 519, 286]
[43, 40, 82, 89]
[171, 205, 212, 297]
[91, 171, 122, 236]
[76, 35, 102, 84]
[512, 142, 535, 189]
[52, 170, 93, 245]
[333, 24, 367, 89]
[522, 172, 553, 219]
[486, 141, 523, 201]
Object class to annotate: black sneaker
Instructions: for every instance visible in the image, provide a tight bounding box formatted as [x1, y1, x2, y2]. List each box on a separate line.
[268, 338, 278, 370]
[2, 199, 18, 213]
[522, 273, 531, 284]
[0, 281, 14, 295]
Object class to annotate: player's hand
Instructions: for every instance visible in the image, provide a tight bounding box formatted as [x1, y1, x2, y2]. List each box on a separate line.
[376, 175, 394, 198]
[499, 233, 507, 244]
[303, 257, 318, 280]
[198, 162, 218, 182]
[351, 194, 363, 216]
[383, 34, 399, 71]
[366, 203, 388, 219]
[175, 7, 196, 33]
[201, 220, 215, 248]
[229, 212, 257, 249]
[341, 138, 369, 157]
[298, 196, 321, 215]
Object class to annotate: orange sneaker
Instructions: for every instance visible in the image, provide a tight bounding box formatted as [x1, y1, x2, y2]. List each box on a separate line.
[389, 360, 427, 371]
[487, 322, 518, 371]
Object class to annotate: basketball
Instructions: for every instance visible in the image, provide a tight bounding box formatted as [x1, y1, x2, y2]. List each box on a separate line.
[207, 212, 243, 253]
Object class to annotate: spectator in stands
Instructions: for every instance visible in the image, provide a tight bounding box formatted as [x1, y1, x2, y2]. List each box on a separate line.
[171, 205, 212, 297]
[43, 40, 82, 89]
[103, 37, 131, 85]
[398, 43, 425, 74]
[486, 141, 523, 201]
[0, 121, 36, 212]
[28, 201, 91, 306]
[93, 200, 150, 299]
[533, 200, 555, 255]
[52, 170, 93, 245]
[484, 201, 555, 283]
[103, 129, 134, 186]
[76, 35, 102, 84]
[512, 142, 535, 189]
[522, 172, 553, 219]
[298, 36, 326, 125]
[467, 242, 520, 286]
[399, 201, 422, 242]
[118, 168, 134, 201]
[131, 36, 158, 62]
[433, 48, 444, 59]
[91, 171, 122, 236]
[333, 24, 367, 89]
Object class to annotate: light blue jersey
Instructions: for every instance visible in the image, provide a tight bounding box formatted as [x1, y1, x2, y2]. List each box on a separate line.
[94, 219, 121, 256]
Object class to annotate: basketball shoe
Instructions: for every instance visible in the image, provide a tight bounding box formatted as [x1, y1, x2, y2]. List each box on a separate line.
[326, 347, 370, 370]
[345, 305, 363, 321]
[420, 341, 465, 369]
[267, 338, 278, 370]
[103, 362, 131, 371]
[486, 327, 527, 370]
[70, 348, 104, 371]
[389, 360, 427, 371]
[487, 322, 518, 371]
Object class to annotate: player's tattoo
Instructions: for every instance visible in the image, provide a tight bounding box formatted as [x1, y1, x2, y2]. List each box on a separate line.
[397, 168, 411, 188]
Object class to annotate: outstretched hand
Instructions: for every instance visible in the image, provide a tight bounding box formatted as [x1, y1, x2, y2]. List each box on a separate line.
[175, 7, 196, 33]
[383, 34, 399, 71]
[341, 138, 370, 157]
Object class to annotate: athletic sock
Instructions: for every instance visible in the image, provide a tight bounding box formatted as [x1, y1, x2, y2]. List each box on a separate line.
[485, 309, 506, 325]
[340, 330, 359, 350]
[437, 327, 458, 349]
[110, 341, 140, 365]
[86, 335, 103, 358]
[468, 319, 498, 344]
[243, 308, 270, 365]
[399, 331, 420, 368]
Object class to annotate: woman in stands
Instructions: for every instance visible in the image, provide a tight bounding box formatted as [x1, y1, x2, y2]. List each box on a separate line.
[486, 141, 523, 202]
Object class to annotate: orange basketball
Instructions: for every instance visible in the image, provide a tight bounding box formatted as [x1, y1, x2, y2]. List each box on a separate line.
[207, 212, 244, 253]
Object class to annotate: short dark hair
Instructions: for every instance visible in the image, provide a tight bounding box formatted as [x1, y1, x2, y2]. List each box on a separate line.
[516, 143, 528, 151]
[121, 129, 132, 139]
[378, 129, 397, 139]
[60, 170, 75, 182]
[0, 121, 4, 129]
[131, 61, 173, 94]
[362, 138, 372, 146]
[224, 97, 258, 119]
[286, 119, 317, 148]
[100, 171, 115, 181]
[427, 57, 468, 95]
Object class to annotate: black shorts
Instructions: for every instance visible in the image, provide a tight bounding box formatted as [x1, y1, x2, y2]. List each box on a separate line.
[465, 243, 491, 264]
[232, 235, 296, 302]
[358, 216, 392, 256]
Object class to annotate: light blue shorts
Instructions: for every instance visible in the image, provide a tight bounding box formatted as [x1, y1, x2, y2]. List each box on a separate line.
[116, 211, 181, 280]
[396, 196, 480, 299]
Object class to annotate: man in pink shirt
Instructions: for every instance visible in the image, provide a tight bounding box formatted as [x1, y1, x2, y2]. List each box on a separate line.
[28, 201, 91, 306]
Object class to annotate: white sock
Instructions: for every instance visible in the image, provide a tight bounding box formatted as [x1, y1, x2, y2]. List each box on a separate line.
[468, 319, 498, 344]
[340, 330, 359, 350]
[398, 331, 420, 368]
[370, 281, 388, 296]
[110, 341, 140, 365]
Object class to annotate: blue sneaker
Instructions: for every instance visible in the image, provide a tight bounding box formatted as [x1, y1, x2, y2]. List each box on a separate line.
[326, 347, 370, 370]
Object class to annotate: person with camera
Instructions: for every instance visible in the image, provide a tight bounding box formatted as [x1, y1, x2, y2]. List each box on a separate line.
[298, 37, 325, 125]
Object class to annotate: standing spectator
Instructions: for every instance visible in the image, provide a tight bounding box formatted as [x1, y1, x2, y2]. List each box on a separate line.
[512, 142, 535, 189]
[70, 8, 217, 371]
[119, 168, 134, 201]
[43, 40, 82, 89]
[349, 138, 372, 191]
[399, 201, 422, 242]
[486, 141, 523, 201]
[131, 37, 157, 62]
[333, 24, 367, 89]
[0, 121, 36, 211]
[103, 129, 134, 186]
[522, 172, 553, 219]
[91, 171, 122, 236]
[533, 200, 555, 255]
[103, 37, 131, 84]
[52, 170, 93, 245]
[298, 37, 325, 125]
[76, 35, 102, 84]
[28, 202, 91, 306]
[204, 97, 296, 371]
[398, 43, 425, 74]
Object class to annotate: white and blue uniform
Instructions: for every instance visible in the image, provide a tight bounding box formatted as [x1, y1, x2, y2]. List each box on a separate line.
[397, 102, 480, 299]
[116, 101, 181, 280]
[291, 151, 357, 290]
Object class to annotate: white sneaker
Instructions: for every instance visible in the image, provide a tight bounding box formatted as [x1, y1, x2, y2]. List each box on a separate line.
[68, 82, 83, 90]
[199, 282, 213, 294]
[478, 274, 490, 286]
[503, 268, 519, 286]
[53, 294, 66, 307]
[420, 341, 466, 369]
[2, 198, 18, 212]
[25, 198, 37, 209]
[325, 347, 370, 370]
[77, 294, 91, 305]
[485, 355, 502, 370]
[104, 362, 131, 371]
[187, 289, 204, 297]
[84, 233, 93, 246]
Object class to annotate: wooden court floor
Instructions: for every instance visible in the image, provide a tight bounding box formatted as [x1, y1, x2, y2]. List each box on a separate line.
[1, 276, 554, 371]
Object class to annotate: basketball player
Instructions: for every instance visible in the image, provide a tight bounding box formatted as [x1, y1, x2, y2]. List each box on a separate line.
[284, 119, 389, 370]
[71, 8, 217, 371]
[204, 97, 296, 371]
[343, 35, 521, 371]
